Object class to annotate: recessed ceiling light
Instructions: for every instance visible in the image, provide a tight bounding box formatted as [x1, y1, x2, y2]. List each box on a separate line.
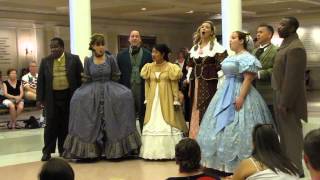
[141, 7, 147, 11]
[186, 10, 194, 14]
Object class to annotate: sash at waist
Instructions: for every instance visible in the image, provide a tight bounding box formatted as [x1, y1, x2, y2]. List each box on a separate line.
[213, 75, 236, 134]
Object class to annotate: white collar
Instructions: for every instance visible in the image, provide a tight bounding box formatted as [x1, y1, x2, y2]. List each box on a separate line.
[189, 41, 225, 58]
[259, 43, 271, 49]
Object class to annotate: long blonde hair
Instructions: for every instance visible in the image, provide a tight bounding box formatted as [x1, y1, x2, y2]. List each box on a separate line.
[193, 20, 216, 51]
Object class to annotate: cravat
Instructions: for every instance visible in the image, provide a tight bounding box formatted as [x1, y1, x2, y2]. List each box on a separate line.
[255, 48, 264, 58]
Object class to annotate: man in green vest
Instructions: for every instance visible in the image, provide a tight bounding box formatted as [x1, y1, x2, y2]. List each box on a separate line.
[117, 30, 152, 132]
[252, 24, 278, 117]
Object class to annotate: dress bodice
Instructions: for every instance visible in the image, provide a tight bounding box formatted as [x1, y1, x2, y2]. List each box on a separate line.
[221, 51, 262, 80]
[221, 61, 239, 77]
[85, 54, 120, 82]
[89, 60, 112, 81]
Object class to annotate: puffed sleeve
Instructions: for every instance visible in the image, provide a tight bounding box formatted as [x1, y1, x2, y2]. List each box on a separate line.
[168, 63, 182, 80]
[140, 63, 152, 80]
[239, 53, 262, 74]
[168, 63, 182, 103]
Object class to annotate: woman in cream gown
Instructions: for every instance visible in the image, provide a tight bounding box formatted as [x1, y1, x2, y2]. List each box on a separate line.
[139, 44, 188, 160]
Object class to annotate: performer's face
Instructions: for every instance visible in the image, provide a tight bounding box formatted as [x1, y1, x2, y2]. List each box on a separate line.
[92, 42, 105, 57]
[256, 27, 272, 45]
[129, 31, 142, 47]
[50, 40, 64, 59]
[229, 32, 243, 51]
[199, 22, 213, 39]
[277, 18, 291, 38]
[152, 48, 164, 63]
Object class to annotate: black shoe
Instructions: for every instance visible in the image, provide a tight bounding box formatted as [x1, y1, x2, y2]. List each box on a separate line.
[299, 173, 305, 178]
[41, 154, 51, 161]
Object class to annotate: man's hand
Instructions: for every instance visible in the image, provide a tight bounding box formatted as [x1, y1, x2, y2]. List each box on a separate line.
[278, 105, 287, 114]
[36, 101, 44, 109]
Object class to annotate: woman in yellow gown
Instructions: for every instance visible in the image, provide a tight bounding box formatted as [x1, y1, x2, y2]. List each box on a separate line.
[139, 44, 188, 160]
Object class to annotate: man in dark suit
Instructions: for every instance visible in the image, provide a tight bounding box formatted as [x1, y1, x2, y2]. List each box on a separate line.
[252, 24, 278, 117]
[37, 37, 83, 161]
[117, 30, 152, 131]
[272, 17, 307, 175]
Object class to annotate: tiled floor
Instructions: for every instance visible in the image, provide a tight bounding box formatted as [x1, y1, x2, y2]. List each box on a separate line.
[0, 91, 319, 180]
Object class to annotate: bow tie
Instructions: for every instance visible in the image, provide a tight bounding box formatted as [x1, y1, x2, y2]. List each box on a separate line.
[255, 48, 264, 58]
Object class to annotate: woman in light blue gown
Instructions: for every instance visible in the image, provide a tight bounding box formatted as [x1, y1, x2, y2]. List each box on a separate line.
[197, 31, 273, 173]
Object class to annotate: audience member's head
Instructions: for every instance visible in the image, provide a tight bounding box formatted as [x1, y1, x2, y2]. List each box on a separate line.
[175, 138, 201, 173]
[304, 129, 320, 179]
[7, 68, 17, 81]
[39, 158, 74, 180]
[28, 60, 38, 75]
[277, 16, 299, 38]
[252, 124, 299, 176]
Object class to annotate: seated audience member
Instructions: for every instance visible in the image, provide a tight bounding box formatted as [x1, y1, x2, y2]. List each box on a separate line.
[22, 61, 38, 101]
[167, 138, 220, 180]
[39, 158, 74, 180]
[2, 68, 24, 129]
[229, 124, 299, 180]
[0, 70, 5, 104]
[304, 128, 320, 180]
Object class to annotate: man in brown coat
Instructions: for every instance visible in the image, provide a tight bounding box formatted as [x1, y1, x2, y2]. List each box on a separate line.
[272, 16, 307, 176]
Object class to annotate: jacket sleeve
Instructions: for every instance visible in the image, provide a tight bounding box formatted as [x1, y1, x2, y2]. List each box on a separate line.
[74, 55, 84, 87]
[280, 47, 306, 108]
[36, 58, 46, 102]
[259, 52, 276, 81]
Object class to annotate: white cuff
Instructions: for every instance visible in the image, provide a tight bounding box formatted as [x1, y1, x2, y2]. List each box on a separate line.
[186, 67, 193, 81]
[173, 101, 181, 106]
[144, 100, 147, 104]
[217, 70, 224, 78]
[257, 71, 261, 79]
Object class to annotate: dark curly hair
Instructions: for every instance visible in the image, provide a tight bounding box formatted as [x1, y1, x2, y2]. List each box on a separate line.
[89, 33, 105, 51]
[175, 138, 201, 173]
[153, 44, 171, 61]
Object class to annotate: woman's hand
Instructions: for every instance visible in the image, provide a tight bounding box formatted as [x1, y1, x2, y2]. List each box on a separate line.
[183, 79, 189, 85]
[15, 96, 22, 101]
[235, 96, 244, 111]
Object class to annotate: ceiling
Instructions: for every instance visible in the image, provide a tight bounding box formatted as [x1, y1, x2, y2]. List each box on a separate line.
[0, 0, 319, 23]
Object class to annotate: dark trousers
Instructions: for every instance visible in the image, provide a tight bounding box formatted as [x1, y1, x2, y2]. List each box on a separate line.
[132, 83, 144, 132]
[43, 89, 70, 155]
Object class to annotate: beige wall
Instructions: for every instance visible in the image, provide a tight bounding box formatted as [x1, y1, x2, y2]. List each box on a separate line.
[0, 11, 319, 89]
[0, 16, 195, 77]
